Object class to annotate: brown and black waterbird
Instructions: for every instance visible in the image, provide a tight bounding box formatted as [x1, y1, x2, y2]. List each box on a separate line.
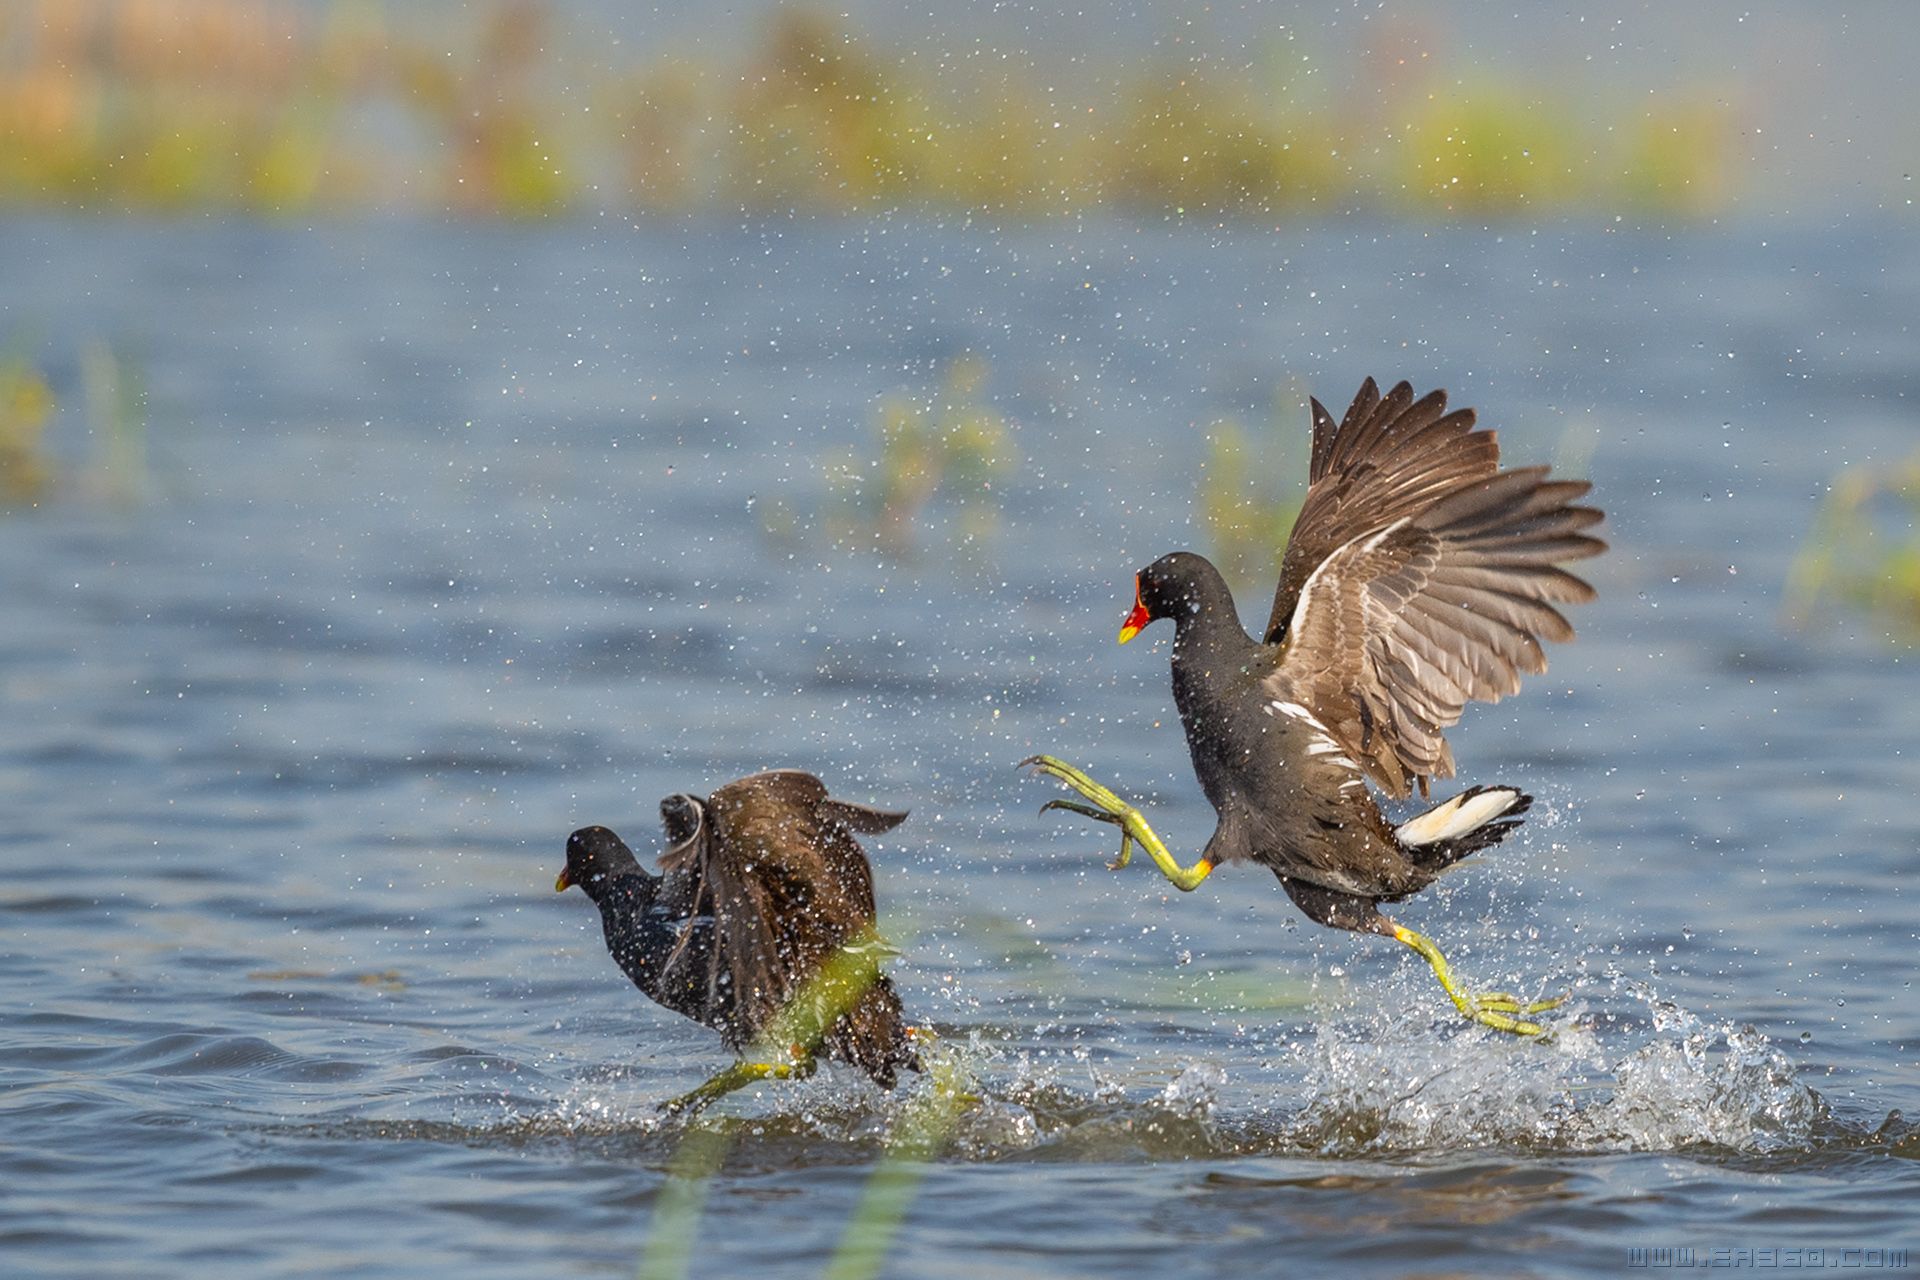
[1025, 377, 1605, 1034]
[557, 769, 919, 1111]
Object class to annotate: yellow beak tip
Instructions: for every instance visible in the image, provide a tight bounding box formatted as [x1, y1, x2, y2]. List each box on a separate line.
[1117, 625, 1140, 645]
[554, 872, 571, 893]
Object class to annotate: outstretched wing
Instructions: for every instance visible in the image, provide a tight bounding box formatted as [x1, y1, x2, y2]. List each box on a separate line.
[1264, 378, 1499, 645]
[696, 770, 897, 1046]
[1268, 392, 1605, 798]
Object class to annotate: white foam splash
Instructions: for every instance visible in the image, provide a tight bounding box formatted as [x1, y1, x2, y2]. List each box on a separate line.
[1292, 977, 1825, 1155]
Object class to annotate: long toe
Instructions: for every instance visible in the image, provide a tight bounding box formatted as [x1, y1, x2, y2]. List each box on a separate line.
[658, 1089, 710, 1116]
[1039, 798, 1126, 825]
[1474, 989, 1569, 1016]
[1020, 755, 1129, 813]
[1465, 1003, 1552, 1037]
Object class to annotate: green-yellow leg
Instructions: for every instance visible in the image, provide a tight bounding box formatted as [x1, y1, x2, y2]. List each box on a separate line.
[659, 1056, 814, 1116]
[1020, 754, 1213, 891]
[903, 1025, 984, 1109]
[1388, 923, 1565, 1036]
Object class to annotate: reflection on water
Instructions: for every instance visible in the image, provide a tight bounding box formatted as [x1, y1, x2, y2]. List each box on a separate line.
[1, 215, 1918, 1276]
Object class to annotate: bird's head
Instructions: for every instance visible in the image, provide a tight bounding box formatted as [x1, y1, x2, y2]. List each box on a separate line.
[658, 792, 706, 859]
[555, 825, 643, 899]
[1118, 551, 1220, 643]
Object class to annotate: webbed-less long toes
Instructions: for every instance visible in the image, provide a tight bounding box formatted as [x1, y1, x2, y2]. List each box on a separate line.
[1020, 755, 1135, 816]
[1036, 798, 1136, 869]
[1472, 990, 1568, 1016]
[1020, 755, 1212, 890]
[659, 1057, 813, 1116]
[1388, 923, 1563, 1038]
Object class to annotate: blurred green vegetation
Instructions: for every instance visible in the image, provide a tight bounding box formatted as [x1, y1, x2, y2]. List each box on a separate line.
[1398, 85, 1581, 213]
[766, 355, 1017, 561]
[635, 918, 971, 1280]
[1197, 386, 1310, 588]
[0, 349, 55, 504]
[1784, 460, 1920, 642]
[0, 337, 150, 510]
[0, 1, 1740, 219]
[80, 340, 149, 503]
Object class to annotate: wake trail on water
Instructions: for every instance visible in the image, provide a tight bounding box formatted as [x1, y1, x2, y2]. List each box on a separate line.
[504, 968, 1840, 1163]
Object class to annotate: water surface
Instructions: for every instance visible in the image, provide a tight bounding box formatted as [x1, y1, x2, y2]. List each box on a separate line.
[0, 215, 1915, 1276]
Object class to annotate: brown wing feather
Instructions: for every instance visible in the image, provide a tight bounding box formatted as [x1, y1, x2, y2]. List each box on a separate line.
[1266, 378, 1499, 644]
[1268, 388, 1606, 798]
[690, 771, 912, 1082]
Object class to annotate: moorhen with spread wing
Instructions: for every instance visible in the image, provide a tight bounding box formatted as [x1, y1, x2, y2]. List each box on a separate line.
[1025, 377, 1605, 1034]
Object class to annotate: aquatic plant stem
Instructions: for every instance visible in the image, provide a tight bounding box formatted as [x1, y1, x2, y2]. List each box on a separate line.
[657, 1057, 814, 1116]
[637, 1122, 728, 1280]
[638, 921, 950, 1276]
[824, 1041, 973, 1280]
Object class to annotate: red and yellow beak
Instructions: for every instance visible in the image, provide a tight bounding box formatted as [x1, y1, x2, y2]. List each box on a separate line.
[1117, 575, 1152, 644]
[554, 868, 574, 892]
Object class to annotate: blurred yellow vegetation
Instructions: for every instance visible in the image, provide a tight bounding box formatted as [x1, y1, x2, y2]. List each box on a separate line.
[0, 352, 56, 504]
[763, 356, 1017, 561]
[1197, 384, 1310, 587]
[0, 339, 150, 510]
[0, 0, 1740, 218]
[1785, 460, 1920, 642]
[1397, 85, 1582, 212]
[727, 12, 935, 211]
[1107, 73, 1343, 215]
[830, 355, 1017, 559]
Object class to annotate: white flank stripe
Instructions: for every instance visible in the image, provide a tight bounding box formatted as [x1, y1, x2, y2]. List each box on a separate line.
[1272, 700, 1332, 734]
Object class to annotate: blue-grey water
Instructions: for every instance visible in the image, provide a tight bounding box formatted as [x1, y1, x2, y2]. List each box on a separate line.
[1, 215, 1915, 1277]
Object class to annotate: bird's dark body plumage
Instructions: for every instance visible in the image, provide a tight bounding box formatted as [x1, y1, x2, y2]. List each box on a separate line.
[560, 770, 918, 1089]
[1155, 552, 1439, 912]
[564, 828, 729, 1027]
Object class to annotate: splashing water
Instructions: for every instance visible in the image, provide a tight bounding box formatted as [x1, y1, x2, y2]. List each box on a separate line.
[1290, 976, 1824, 1156]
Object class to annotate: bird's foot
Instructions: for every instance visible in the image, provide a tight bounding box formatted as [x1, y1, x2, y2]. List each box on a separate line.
[658, 1055, 815, 1116]
[1019, 754, 1213, 891]
[1032, 799, 1138, 869]
[1457, 989, 1567, 1036]
[1472, 990, 1568, 1016]
[1388, 924, 1564, 1038]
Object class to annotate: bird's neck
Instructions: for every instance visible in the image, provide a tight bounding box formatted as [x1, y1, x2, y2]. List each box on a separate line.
[593, 874, 680, 988]
[1169, 564, 1255, 665]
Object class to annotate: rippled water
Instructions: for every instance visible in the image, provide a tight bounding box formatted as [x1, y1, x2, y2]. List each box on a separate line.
[2, 216, 1916, 1276]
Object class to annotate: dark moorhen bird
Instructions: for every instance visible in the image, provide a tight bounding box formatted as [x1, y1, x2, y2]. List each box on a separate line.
[1025, 377, 1605, 1035]
[557, 769, 919, 1111]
